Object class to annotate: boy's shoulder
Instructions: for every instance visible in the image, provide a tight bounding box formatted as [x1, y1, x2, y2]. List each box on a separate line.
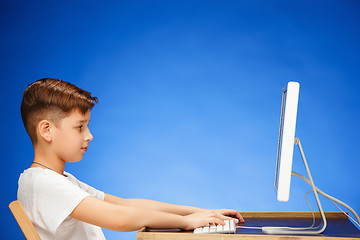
[20, 167, 77, 178]
[20, 167, 69, 180]
[18, 168, 77, 193]
[18, 168, 93, 205]
[18, 167, 104, 200]
[19, 167, 57, 183]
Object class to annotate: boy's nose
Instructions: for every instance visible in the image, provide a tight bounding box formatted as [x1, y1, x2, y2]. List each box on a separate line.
[85, 129, 93, 142]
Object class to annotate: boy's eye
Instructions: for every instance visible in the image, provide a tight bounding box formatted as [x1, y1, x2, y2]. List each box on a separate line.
[78, 126, 84, 130]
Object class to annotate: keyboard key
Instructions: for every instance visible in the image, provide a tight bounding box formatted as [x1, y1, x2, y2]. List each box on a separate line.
[194, 220, 236, 234]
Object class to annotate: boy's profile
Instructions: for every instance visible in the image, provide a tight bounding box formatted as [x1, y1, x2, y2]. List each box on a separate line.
[18, 78, 244, 239]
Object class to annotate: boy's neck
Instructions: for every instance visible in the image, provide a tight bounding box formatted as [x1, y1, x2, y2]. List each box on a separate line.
[32, 149, 66, 176]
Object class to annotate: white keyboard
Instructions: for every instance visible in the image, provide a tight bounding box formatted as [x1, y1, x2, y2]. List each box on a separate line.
[193, 219, 236, 234]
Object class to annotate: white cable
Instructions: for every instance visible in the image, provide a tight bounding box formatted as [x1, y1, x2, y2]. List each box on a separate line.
[292, 171, 360, 228]
[285, 190, 319, 231]
[237, 172, 360, 232]
[236, 190, 318, 231]
[305, 190, 360, 229]
[303, 191, 317, 229]
[236, 226, 262, 229]
[332, 200, 360, 228]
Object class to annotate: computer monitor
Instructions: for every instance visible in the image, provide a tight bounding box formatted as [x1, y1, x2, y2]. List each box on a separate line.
[275, 82, 300, 202]
[260, 81, 360, 235]
[262, 81, 328, 234]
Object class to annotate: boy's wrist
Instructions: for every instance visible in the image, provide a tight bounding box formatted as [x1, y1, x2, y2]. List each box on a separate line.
[183, 206, 203, 215]
[180, 215, 193, 230]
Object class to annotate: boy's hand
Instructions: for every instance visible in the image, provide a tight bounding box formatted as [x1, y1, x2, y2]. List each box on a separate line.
[182, 210, 225, 230]
[182, 209, 244, 230]
[208, 209, 245, 223]
[197, 209, 245, 223]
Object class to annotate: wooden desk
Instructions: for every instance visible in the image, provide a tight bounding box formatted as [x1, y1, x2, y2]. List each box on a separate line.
[137, 212, 360, 240]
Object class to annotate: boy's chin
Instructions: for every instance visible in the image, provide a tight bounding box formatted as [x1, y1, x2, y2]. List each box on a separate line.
[66, 157, 84, 163]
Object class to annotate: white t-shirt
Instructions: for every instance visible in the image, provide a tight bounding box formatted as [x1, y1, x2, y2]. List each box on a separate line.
[17, 168, 106, 240]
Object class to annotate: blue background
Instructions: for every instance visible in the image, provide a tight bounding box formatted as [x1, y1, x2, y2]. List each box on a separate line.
[1, 1, 359, 239]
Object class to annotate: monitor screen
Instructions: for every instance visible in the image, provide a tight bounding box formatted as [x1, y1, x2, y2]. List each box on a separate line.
[275, 82, 300, 202]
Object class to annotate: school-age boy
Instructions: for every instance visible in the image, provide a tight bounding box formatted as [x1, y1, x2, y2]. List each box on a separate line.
[18, 78, 244, 239]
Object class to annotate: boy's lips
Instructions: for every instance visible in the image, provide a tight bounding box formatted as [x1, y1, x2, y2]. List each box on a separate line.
[81, 147, 88, 152]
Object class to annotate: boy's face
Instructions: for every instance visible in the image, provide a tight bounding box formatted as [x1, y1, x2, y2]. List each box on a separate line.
[51, 109, 93, 163]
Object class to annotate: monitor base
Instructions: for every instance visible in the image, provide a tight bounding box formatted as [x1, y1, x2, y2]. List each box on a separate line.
[262, 226, 323, 235]
[265, 137, 327, 235]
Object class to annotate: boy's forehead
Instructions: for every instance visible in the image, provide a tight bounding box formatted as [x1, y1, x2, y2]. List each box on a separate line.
[67, 109, 91, 122]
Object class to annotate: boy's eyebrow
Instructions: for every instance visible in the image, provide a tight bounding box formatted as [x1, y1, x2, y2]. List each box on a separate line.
[77, 119, 89, 123]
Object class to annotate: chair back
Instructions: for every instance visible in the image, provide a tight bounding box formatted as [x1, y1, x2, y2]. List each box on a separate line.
[9, 200, 41, 240]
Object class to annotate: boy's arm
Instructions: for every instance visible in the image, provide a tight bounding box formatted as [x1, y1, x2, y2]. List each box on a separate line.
[104, 193, 244, 222]
[104, 193, 201, 216]
[70, 195, 232, 232]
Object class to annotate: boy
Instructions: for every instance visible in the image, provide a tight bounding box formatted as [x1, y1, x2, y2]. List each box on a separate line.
[18, 78, 244, 239]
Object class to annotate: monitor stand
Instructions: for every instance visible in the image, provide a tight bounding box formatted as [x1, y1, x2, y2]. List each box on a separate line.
[262, 137, 327, 235]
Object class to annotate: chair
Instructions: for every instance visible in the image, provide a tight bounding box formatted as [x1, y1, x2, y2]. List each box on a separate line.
[9, 200, 41, 240]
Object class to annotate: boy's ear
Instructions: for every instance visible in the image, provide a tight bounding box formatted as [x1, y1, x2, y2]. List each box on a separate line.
[38, 120, 53, 142]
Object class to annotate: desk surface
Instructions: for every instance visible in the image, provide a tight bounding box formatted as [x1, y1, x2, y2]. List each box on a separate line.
[137, 212, 360, 240]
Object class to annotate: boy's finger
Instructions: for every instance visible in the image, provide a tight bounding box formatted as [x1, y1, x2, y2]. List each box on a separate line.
[223, 216, 239, 223]
[237, 213, 245, 223]
[222, 210, 245, 223]
[227, 210, 245, 223]
[211, 218, 226, 226]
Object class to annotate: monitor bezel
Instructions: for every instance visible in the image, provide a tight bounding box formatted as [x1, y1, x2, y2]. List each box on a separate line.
[276, 81, 300, 202]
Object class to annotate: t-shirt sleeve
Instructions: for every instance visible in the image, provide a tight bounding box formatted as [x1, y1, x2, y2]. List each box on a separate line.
[64, 172, 105, 200]
[67, 174, 105, 200]
[33, 172, 91, 234]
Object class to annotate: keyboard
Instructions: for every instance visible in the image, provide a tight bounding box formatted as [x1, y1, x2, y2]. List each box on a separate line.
[193, 219, 236, 234]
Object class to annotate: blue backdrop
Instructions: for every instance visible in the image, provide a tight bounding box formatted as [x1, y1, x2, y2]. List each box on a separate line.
[1, 1, 359, 239]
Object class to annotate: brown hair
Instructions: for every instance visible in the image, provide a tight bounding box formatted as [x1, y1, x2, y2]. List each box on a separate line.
[21, 78, 98, 144]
